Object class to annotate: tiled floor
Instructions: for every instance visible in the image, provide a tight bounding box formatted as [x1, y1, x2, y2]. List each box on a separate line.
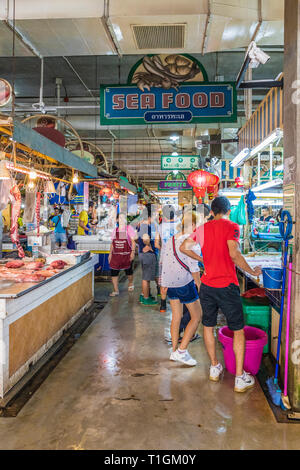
[0, 270, 299, 449]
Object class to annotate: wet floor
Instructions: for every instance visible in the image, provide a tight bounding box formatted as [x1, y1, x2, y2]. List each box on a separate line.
[0, 269, 300, 450]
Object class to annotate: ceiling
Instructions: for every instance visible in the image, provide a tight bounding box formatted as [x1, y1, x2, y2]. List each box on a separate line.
[0, 0, 284, 190]
[0, 0, 284, 56]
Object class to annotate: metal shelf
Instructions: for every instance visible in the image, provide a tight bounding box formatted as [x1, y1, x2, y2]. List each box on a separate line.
[265, 289, 282, 312]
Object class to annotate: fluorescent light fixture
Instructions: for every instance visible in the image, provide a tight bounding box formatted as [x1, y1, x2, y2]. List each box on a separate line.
[219, 190, 243, 197]
[172, 152, 178, 156]
[230, 148, 250, 168]
[250, 129, 283, 157]
[252, 178, 283, 192]
[220, 189, 283, 198]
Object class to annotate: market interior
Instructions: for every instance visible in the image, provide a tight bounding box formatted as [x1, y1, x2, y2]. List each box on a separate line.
[0, 0, 299, 450]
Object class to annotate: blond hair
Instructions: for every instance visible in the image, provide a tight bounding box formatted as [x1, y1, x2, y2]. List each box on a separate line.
[178, 211, 199, 234]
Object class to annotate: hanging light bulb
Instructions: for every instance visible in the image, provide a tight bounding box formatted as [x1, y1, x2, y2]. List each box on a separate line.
[29, 169, 37, 180]
[72, 172, 79, 184]
[28, 181, 35, 189]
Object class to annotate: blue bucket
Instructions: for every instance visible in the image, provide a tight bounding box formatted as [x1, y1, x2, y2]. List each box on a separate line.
[262, 267, 283, 289]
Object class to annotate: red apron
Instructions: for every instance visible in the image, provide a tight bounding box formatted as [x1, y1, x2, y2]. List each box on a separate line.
[109, 228, 132, 270]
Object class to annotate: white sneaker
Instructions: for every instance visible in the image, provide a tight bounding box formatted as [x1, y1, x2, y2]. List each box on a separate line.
[234, 371, 255, 393]
[209, 363, 223, 382]
[170, 349, 197, 366]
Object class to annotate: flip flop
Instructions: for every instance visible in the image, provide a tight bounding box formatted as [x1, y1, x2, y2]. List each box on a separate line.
[128, 285, 135, 291]
[109, 291, 119, 297]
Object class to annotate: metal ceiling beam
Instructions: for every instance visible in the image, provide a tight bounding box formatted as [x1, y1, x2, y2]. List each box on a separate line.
[101, 0, 122, 57]
[250, 0, 263, 43]
[201, 0, 211, 55]
[238, 79, 283, 89]
[13, 121, 98, 177]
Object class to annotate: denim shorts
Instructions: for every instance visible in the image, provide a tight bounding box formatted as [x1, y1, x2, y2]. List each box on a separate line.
[55, 232, 67, 244]
[167, 280, 199, 304]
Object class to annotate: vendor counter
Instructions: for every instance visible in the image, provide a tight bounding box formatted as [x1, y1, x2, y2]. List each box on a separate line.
[0, 254, 97, 398]
[238, 253, 282, 301]
[73, 235, 112, 275]
[238, 253, 282, 360]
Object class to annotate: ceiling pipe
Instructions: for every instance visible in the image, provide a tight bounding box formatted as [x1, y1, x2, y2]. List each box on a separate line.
[251, 0, 263, 43]
[4, 0, 42, 59]
[32, 57, 46, 113]
[62, 57, 95, 98]
[101, 0, 122, 57]
[201, 0, 211, 55]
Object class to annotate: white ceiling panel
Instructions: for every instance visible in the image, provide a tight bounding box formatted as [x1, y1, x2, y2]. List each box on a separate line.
[109, 0, 208, 16]
[256, 21, 284, 46]
[15, 18, 114, 56]
[211, 0, 259, 20]
[205, 15, 230, 53]
[219, 19, 259, 51]
[0, 21, 34, 56]
[261, 0, 284, 21]
[1, 0, 104, 20]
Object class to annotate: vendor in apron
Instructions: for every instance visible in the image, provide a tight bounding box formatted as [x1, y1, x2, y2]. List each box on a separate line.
[108, 214, 136, 296]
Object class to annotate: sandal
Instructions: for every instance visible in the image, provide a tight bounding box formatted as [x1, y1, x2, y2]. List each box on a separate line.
[128, 285, 135, 291]
[109, 291, 119, 297]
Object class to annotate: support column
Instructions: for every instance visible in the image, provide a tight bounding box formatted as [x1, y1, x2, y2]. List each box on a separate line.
[283, 0, 300, 410]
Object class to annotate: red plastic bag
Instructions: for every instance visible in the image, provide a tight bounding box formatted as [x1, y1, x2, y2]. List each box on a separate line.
[242, 288, 266, 298]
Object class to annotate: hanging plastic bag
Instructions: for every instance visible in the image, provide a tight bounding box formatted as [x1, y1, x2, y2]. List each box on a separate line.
[62, 208, 71, 228]
[235, 195, 247, 225]
[229, 205, 238, 223]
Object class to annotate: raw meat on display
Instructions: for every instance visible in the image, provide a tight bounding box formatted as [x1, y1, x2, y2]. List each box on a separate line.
[50, 260, 67, 269]
[23, 261, 44, 270]
[39, 270, 58, 278]
[6, 260, 25, 269]
[15, 274, 45, 283]
[0, 270, 45, 283]
[10, 184, 25, 258]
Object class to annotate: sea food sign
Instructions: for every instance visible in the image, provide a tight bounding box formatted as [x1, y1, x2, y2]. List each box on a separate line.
[100, 55, 237, 125]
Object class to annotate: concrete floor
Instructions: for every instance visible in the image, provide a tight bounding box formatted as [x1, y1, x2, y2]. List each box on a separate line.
[0, 270, 300, 450]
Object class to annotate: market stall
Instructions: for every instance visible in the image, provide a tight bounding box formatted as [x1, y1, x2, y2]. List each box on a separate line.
[0, 253, 97, 399]
[226, 77, 286, 362]
[0, 117, 103, 398]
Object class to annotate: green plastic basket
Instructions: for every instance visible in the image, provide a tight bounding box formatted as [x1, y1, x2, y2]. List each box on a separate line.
[242, 297, 271, 354]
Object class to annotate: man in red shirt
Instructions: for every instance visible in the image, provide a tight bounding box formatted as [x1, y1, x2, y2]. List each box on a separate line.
[180, 196, 262, 392]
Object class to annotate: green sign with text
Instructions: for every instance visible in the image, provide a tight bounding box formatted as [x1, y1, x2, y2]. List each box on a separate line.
[161, 155, 199, 170]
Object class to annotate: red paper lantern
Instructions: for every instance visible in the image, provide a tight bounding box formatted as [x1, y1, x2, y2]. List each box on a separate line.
[207, 184, 219, 200]
[187, 170, 219, 201]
